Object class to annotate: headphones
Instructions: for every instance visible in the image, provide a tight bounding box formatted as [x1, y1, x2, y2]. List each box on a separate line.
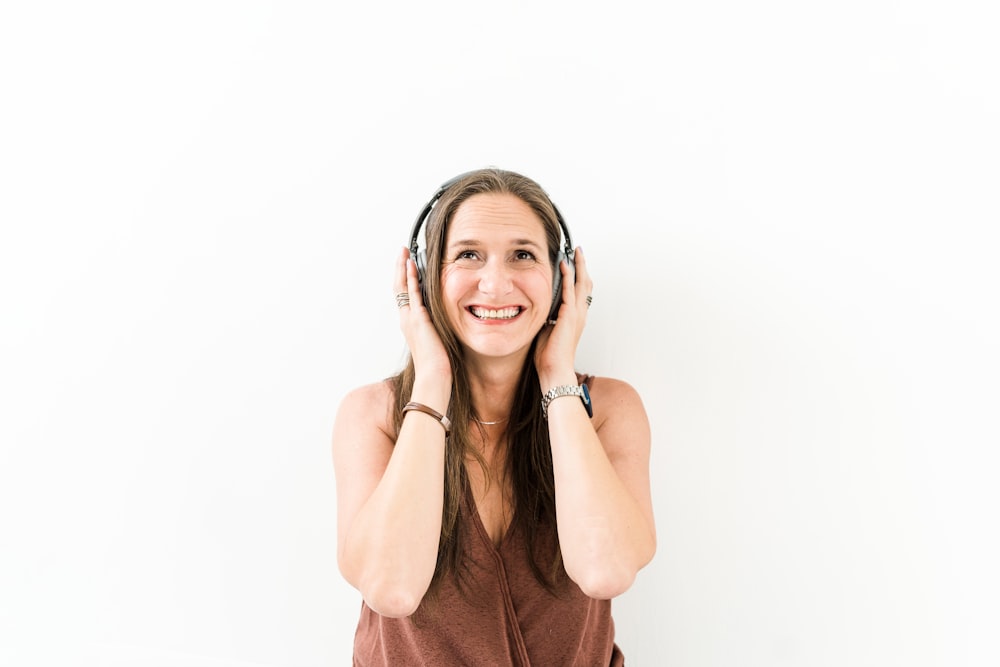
[408, 171, 575, 322]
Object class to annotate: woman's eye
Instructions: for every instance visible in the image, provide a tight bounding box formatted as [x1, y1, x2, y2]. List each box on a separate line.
[514, 250, 536, 261]
[456, 250, 479, 261]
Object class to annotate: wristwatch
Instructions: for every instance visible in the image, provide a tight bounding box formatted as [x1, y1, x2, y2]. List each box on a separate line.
[541, 384, 593, 419]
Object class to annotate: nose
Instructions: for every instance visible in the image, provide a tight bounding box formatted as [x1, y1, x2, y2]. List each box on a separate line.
[478, 257, 514, 297]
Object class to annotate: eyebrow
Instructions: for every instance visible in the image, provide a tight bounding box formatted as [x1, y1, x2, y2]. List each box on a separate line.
[448, 239, 545, 250]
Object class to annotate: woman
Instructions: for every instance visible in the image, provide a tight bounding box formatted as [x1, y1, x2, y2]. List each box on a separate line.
[332, 168, 655, 665]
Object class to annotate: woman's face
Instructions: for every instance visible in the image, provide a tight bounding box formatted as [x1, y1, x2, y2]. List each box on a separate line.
[440, 193, 554, 362]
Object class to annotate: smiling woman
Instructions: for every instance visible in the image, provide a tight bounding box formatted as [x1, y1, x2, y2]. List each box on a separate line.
[331, 168, 656, 666]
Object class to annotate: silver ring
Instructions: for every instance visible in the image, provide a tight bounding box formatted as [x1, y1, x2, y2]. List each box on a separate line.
[395, 292, 410, 308]
[586, 295, 593, 307]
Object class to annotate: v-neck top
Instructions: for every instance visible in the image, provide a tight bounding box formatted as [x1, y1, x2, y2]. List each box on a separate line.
[352, 482, 624, 666]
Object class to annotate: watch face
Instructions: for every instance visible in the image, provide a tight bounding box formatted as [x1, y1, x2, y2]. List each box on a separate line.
[581, 383, 593, 418]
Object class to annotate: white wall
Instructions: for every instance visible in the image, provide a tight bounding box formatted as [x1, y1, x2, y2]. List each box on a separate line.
[2, 1, 998, 665]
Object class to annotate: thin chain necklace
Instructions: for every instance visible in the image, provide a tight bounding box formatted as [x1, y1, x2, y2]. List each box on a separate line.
[472, 416, 508, 425]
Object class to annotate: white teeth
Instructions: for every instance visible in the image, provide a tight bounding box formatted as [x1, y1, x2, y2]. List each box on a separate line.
[471, 306, 520, 320]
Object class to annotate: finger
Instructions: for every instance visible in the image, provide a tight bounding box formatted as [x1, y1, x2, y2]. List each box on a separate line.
[535, 321, 553, 348]
[394, 247, 409, 295]
[558, 257, 576, 313]
[573, 246, 587, 276]
[572, 247, 593, 308]
[561, 257, 575, 294]
[394, 248, 416, 312]
[405, 254, 421, 308]
[573, 246, 590, 284]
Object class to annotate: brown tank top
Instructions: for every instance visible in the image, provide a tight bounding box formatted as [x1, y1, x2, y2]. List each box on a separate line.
[352, 481, 625, 666]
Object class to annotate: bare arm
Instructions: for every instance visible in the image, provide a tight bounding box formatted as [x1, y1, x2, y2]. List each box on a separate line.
[332, 379, 450, 617]
[541, 375, 656, 599]
[332, 249, 453, 617]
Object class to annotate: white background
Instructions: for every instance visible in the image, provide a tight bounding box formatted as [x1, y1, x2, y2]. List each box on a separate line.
[2, 1, 998, 665]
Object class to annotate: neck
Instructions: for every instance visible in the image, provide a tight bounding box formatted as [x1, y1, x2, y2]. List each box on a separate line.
[464, 352, 525, 424]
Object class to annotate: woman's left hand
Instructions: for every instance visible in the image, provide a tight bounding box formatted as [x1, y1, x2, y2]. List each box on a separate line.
[534, 246, 593, 383]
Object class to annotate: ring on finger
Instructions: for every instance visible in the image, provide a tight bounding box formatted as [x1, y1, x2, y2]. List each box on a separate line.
[395, 292, 410, 308]
[586, 295, 593, 307]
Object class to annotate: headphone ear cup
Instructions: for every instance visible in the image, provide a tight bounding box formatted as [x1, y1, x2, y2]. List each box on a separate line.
[413, 249, 429, 309]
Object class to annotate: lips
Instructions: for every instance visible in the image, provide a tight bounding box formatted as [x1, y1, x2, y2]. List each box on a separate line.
[468, 306, 522, 320]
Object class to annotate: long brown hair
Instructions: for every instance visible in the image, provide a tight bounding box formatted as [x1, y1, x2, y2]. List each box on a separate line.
[390, 168, 565, 595]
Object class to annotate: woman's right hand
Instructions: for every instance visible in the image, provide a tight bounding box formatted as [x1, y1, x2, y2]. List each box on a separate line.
[395, 247, 451, 379]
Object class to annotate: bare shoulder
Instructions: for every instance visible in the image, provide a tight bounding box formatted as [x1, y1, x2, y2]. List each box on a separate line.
[584, 376, 646, 424]
[340, 378, 395, 407]
[583, 375, 650, 457]
[332, 379, 396, 500]
[333, 380, 395, 462]
[585, 375, 644, 406]
[333, 379, 396, 448]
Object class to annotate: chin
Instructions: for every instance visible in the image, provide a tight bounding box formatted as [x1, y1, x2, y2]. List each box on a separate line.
[460, 336, 535, 362]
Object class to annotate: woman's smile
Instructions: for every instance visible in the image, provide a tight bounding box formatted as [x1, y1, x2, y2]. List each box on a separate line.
[467, 305, 523, 322]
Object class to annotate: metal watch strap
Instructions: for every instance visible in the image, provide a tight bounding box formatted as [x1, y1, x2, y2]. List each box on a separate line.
[541, 384, 593, 419]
